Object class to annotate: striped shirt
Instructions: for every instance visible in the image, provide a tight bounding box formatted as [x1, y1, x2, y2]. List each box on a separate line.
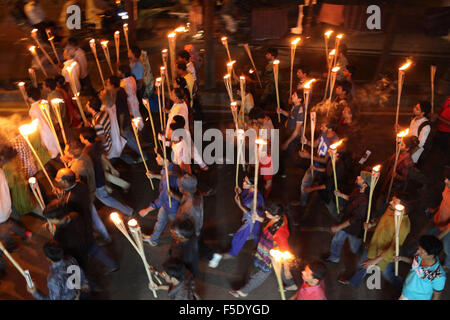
[92, 110, 112, 155]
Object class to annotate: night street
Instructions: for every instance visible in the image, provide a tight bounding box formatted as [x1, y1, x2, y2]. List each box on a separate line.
[0, 0, 449, 303]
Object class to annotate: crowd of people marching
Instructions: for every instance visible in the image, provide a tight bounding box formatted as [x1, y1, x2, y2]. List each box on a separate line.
[0, 3, 449, 301]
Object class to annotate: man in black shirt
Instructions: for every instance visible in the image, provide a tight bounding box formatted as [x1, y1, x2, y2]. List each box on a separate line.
[45, 198, 119, 274]
[324, 172, 370, 263]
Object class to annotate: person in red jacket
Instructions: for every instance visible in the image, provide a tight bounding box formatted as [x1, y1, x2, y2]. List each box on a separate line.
[229, 202, 297, 298]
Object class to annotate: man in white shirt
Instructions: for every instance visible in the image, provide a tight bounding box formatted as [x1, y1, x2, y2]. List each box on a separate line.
[61, 48, 81, 95]
[27, 87, 61, 159]
[409, 101, 431, 164]
[65, 38, 97, 96]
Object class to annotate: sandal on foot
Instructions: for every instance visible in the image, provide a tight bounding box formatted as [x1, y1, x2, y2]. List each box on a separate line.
[229, 290, 247, 298]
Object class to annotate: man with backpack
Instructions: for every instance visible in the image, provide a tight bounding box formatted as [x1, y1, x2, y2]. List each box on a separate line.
[409, 101, 432, 165]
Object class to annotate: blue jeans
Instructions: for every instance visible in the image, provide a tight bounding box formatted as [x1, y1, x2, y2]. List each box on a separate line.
[96, 186, 133, 216]
[122, 128, 148, 159]
[300, 167, 324, 206]
[150, 207, 176, 244]
[426, 225, 450, 268]
[329, 230, 362, 263]
[88, 242, 118, 270]
[90, 204, 111, 241]
[349, 249, 403, 291]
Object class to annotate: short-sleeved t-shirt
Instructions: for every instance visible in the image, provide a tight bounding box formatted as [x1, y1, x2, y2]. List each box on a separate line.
[402, 255, 446, 300]
[315, 132, 339, 169]
[287, 104, 304, 133]
[130, 61, 144, 82]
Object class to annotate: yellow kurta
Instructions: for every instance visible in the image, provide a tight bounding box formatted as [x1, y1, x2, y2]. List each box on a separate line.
[368, 206, 411, 270]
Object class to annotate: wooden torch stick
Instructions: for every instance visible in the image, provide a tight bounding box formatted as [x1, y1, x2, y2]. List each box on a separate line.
[386, 129, 409, 203]
[155, 77, 163, 132]
[330, 140, 344, 214]
[100, 40, 114, 75]
[89, 39, 105, 88]
[301, 79, 316, 151]
[28, 68, 38, 88]
[19, 120, 56, 191]
[114, 31, 120, 69]
[310, 112, 316, 180]
[394, 204, 405, 276]
[431, 65, 436, 114]
[273, 60, 281, 123]
[131, 118, 154, 190]
[290, 37, 301, 99]
[128, 219, 158, 298]
[29, 46, 48, 78]
[243, 43, 262, 88]
[50, 98, 68, 146]
[235, 129, 245, 188]
[18, 82, 31, 108]
[45, 28, 61, 65]
[142, 98, 158, 148]
[161, 135, 172, 208]
[123, 23, 130, 52]
[31, 29, 58, 72]
[395, 60, 412, 131]
[363, 165, 381, 242]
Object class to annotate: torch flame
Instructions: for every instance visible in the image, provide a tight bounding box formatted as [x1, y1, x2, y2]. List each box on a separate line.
[324, 30, 334, 38]
[226, 60, 236, 67]
[155, 77, 161, 86]
[162, 49, 168, 54]
[337, 33, 344, 39]
[18, 82, 25, 87]
[269, 249, 294, 262]
[399, 61, 412, 71]
[397, 128, 409, 138]
[28, 46, 36, 53]
[28, 177, 36, 184]
[240, 75, 246, 81]
[304, 79, 317, 89]
[291, 37, 301, 46]
[373, 165, 381, 172]
[168, 32, 176, 38]
[110, 212, 121, 224]
[394, 204, 405, 214]
[123, 23, 128, 29]
[115, 31, 120, 36]
[100, 40, 109, 47]
[132, 117, 141, 128]
[51, 98, 64, 105]
[127, 219, 138, 227]
[19, 119, 39, 136]
[273, 59, 280, 65]
[231, 101, 237, 107]
[330, 139, 344, 149]
[332, 66, 340, 73]
[249, 69, 254, 74]
[174, 26, 187, 33]
[31, 28, 38, 34]
[256, 138, 267, 146]
[329, 49, 336, 56]
[221, 36, 227, 43]
[89, 39, 95, 45]
[224, 74, 230, 80]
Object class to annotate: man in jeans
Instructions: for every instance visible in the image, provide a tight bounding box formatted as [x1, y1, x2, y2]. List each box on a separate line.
[79, 127, 133, 217]
[106, 76, 148, 164]
[294, 121, 339, 207]
[323, 172, 370, 267]
[140, 150, 181, 246]
[345, 194, 410, 290]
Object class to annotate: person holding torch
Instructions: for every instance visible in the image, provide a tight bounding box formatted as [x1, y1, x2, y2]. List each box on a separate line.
[344, 194, 410, 290]
[294, 120, 339, 207]
[323, 172, 370, 266]
[229, 202, 296, 298]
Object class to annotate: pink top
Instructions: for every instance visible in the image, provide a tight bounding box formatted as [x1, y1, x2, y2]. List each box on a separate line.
[434, 186, 450, 231]
[296, 281, 327, 300]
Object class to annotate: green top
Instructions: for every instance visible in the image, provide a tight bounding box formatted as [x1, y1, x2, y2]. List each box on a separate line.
[367, 206, 411, 270]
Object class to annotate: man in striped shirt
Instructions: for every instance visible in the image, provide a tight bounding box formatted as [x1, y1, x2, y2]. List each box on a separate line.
[86, 97, 112, 156]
